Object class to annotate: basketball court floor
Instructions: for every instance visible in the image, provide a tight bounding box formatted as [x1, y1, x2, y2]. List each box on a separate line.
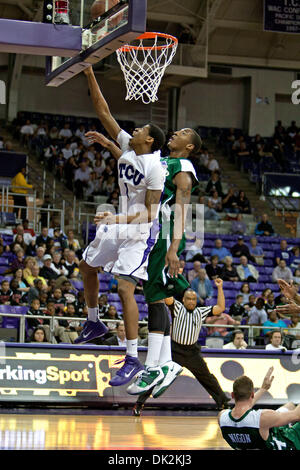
[0, 410, 230, 450]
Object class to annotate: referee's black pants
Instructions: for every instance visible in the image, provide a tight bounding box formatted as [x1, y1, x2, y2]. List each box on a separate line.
[171, 340, 228, 407]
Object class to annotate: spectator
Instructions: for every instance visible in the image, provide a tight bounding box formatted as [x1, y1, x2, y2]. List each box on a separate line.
[25, 264, 48, 288]
[222, 188, 238, 214]
[74, 291, 86, 316]
[220, 256, 239, 282]
[290, 247, 300, 270]
[207, 153, 219, 173]
[236, 191, 251, 214]
[205, 171, 223, 197]
[39, 254, 60, 281]
[260, 288, 272, 302]
[48, 287, 66, 313]
[27, 278, 46, 305]
[231, 215, 247, 236]
[187, 260, 203, 283]
[222, 330, 247, 349]
[13, 268, 29, 294]
[239, 282, 251, 305]
[191, 269, 213, 306]
[64, 250, 80, 278]
[0, 280, 12, 304]
[293, 268, 300, 284]
[27, 298, 45, 330]
[205, 312, 240, 342]
[34, 246, 46, 268]
[62, 142, 73, 161]
[201, 198, 221, 221]
[274, 240, 292, 266]
[246, 294, 257, 310]
[63, 303, 82, 343]
[98, 294, 109, 317]
[287, 313, 300, 348]
[103, 321, 127, 346]
[236, 256, 259, 282]
[262, 310, 287, 337]
[104, 305, 122, 335]
[249, 237, 265, 266]
[230, 237, 255, 262]
[254, 213, 275, 237]
[248, 298, 268, 328]
[228, 295, 248, 321]
[51, 252, 69, 278]
[211, 239, 231, 263]
[29, 326, 48, 343]
[36, 227, 52, 249]
[7, 248, 26, 273]
[208, 190, 222, 212]
[13, 223, 34, 246]
[205, 255, 222, 280]
[60, 280, 77, 304]
[184, 232, 207, 263]
[59, 123, 72, 141]
[265, 330, 286, 351]
[74, 160, 92, 199]
[9, 278, 25, 305]
[42, 301, 72, 344]
[66, 230, 81, 254]
[265, 293, 276, 314]
[109, 276, 118, 292]
[11, 167, 33, 220]
[20, 120, 34, 145]
[272, 259, 293, 283]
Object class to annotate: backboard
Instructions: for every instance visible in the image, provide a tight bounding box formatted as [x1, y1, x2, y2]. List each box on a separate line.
[45, 0, 147, 87]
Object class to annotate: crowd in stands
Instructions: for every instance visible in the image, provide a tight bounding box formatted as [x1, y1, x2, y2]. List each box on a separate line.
[1, 217, 300, 348]
[217, 120, 300, 182]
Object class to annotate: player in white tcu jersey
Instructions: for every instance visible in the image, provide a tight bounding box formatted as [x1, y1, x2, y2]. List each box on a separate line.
[75, 66, 166, 387]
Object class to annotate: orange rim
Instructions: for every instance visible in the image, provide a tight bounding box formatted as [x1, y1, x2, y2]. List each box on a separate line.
[118, 32, 178, 52]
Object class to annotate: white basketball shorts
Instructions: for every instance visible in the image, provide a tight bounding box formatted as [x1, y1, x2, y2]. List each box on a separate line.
[82, 221, 160, 281]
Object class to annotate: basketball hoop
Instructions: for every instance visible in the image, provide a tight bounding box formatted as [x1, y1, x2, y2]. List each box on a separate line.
[116, 32, 178, 105]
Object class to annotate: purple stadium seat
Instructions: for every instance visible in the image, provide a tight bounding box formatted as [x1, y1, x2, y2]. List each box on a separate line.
[108, 293, 120, 302]
[0, 258, 9, 266]
[71, 280, 84, 290]
[0, 266, 7, 274]
[139, 311, 148, 321]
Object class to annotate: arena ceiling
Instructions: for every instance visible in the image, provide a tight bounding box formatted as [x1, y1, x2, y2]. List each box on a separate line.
[0, 0, 299, 71]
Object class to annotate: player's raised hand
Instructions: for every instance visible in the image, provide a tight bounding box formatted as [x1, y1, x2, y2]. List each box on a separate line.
[261, 367, 274, 391]
[277, 279, 297, 301]
[85, 131, 111, 147]
[214, 278, 223, 288]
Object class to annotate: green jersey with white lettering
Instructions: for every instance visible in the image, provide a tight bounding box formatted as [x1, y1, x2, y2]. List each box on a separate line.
[220, 409, 300, 450]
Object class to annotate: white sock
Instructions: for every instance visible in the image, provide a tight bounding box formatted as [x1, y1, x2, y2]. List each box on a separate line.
[145, 333, 164, 368]
[126, 338, 138, 358]
[87, 307, 99, 322]
[158, 336, 172, 366]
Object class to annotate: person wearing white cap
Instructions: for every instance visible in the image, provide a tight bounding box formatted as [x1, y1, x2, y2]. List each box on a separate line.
[40, 255, 59, 281]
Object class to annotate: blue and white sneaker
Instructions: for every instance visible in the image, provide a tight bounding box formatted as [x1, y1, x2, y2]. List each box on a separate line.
[74, 319, 108, 344]
[109, 355, 144, 387]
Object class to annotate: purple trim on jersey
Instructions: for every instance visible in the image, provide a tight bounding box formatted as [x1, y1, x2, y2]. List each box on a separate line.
[130, 219, 160, 276]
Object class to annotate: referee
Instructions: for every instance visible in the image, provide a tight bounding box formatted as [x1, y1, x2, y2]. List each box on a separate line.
[133, 278, 230, 415]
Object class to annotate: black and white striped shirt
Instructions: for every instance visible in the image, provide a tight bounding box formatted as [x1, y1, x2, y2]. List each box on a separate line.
[172, 300, 212, 345]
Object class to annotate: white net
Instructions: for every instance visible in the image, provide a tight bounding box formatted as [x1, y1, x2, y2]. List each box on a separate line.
[116, 33, 178, 105]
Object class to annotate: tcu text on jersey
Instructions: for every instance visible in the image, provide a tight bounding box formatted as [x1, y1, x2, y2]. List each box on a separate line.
[119, 163, 145, 186]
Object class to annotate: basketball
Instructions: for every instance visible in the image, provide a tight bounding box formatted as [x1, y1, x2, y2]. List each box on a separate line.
[90, 0, 120, 20]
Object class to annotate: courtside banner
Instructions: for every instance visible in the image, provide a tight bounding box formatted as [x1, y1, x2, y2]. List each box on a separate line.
[0, 344, 299, 406]
[264, 0, 300, 34]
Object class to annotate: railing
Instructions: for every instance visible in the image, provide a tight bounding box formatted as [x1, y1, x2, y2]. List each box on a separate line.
[77, 201, 115, 244]
[0, 312, 298, 347]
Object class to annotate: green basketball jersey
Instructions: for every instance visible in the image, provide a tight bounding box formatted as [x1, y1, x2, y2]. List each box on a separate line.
[220, 409, 299, 450]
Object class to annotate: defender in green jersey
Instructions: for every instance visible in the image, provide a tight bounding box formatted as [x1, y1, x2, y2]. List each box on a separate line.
[128, 128, 202, 399]
[219, 367, 300, 450]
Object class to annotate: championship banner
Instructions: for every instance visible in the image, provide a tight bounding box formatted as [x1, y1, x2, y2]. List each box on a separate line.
[264, 0, 300, 34]
[0, 343, 299, 406]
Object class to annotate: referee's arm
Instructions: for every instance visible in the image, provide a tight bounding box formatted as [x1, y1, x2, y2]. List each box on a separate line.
[211, 278, 225, 316]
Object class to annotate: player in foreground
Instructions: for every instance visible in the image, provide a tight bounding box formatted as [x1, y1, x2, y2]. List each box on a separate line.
[219, 367, 300, 450]
[75, 67, 166, 388]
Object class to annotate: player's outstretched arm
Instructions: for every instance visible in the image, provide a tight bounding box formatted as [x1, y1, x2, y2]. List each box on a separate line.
[165, 172, 192, 278]
[261, 404, 300, 431]
[252, 367, 274, 406]
[84, 66, 121, 141]
[85, 131, 122, 159]
[212, 278, 225, 315]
